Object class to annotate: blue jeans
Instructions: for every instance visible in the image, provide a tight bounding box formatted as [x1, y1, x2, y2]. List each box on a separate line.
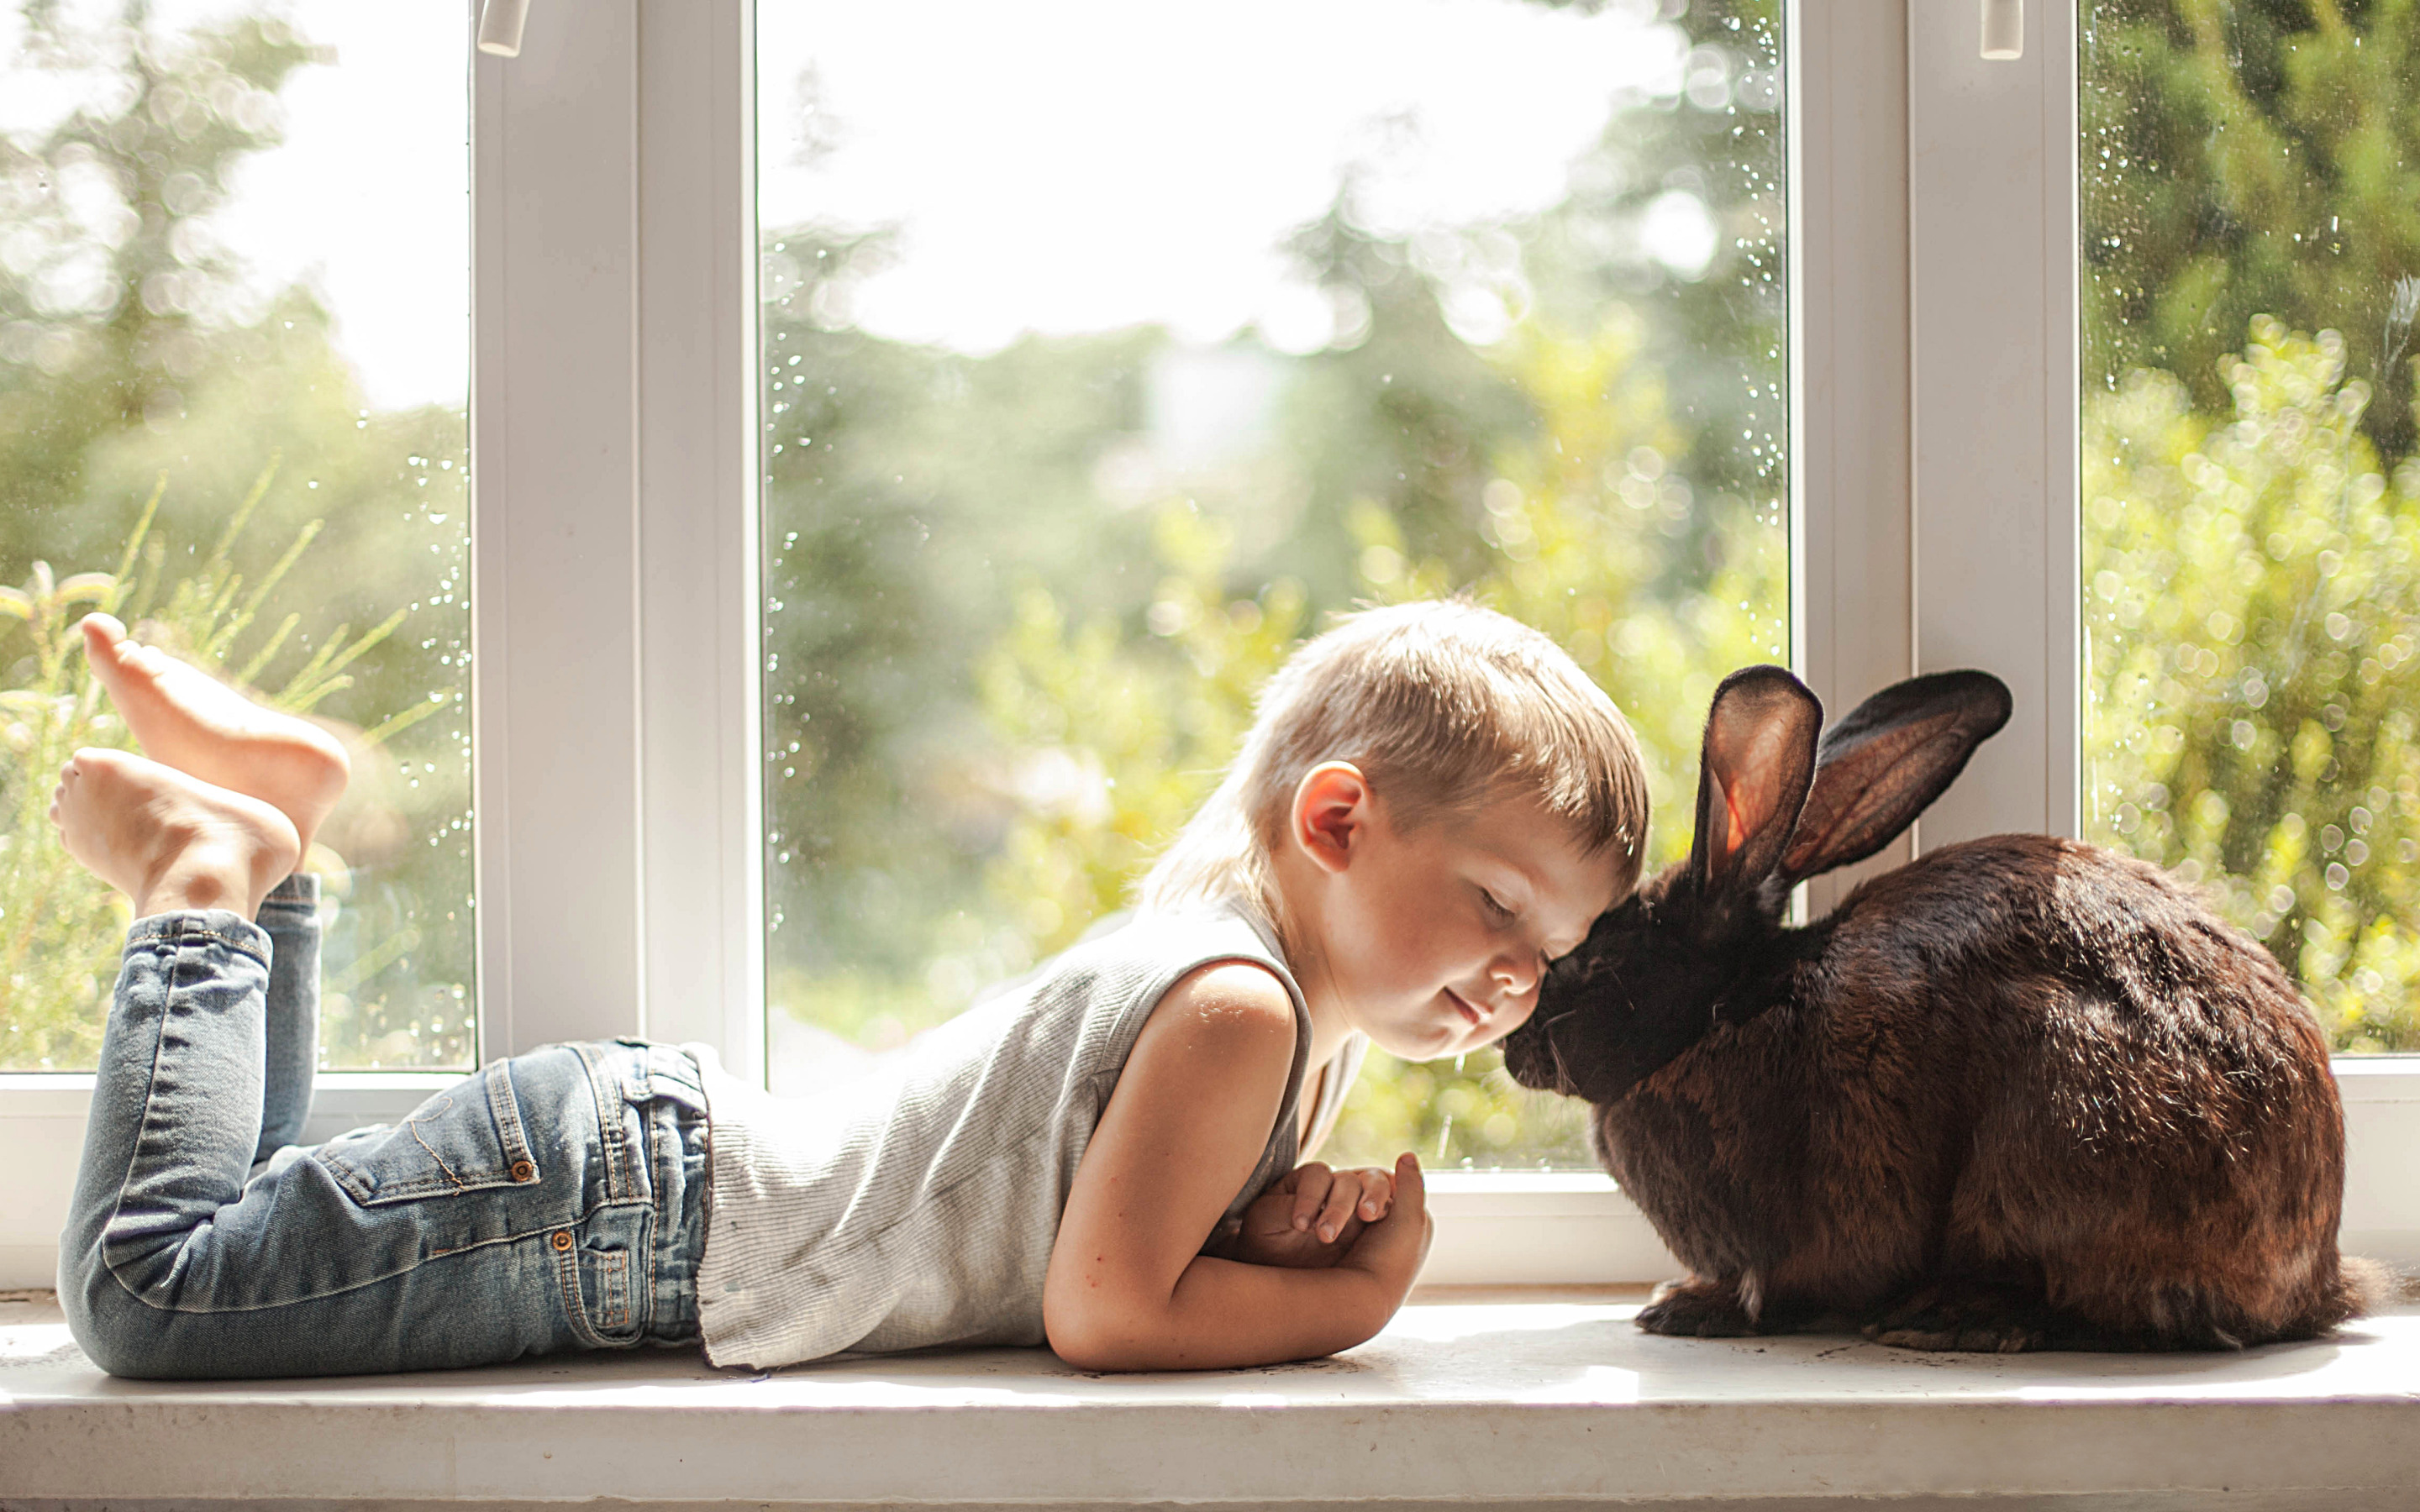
[58, 874, 709, 1379]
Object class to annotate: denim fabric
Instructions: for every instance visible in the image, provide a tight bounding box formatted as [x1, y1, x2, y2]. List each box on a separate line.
[59, 874, 709, 1380]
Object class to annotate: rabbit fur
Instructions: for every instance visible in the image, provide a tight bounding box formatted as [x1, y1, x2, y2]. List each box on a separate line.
[1499, 664, 2387, 1352]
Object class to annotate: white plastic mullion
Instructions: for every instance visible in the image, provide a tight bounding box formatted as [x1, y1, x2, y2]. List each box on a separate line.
[634, 0, 765, 1076]
[472, 0, 647, 1055]
[1790, 0, 1918, 914]
[1905, 0, 2081, 846]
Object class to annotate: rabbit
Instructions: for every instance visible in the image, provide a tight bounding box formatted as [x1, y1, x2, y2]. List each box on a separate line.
[1500, 664, 2386, 1352]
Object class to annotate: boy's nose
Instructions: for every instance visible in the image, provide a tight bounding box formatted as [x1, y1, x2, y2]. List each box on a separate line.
[1491, 953, 1540, 998]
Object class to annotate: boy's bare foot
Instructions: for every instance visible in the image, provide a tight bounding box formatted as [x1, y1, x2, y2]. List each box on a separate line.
[50, 748, 301, 920]
[80, 612, 350, 856]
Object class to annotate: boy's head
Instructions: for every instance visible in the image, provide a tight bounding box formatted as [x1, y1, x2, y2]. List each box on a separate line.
[1144, 599, 1650, 948]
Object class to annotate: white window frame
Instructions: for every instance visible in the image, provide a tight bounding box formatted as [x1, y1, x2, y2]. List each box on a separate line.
[2, 0, 2413, 1291]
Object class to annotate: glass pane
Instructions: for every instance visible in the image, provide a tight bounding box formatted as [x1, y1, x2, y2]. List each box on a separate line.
[0, 3, 472, 1070]
[758, 0, 1787, 1164]
[2081, 2, 2420, 1053]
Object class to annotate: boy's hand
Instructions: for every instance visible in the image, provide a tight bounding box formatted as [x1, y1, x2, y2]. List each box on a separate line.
[1336, 1153, 1432, 1304]
[1233, 1161, 1397, 1269]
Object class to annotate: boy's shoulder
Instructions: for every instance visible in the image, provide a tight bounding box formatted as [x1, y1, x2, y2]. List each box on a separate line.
[1155, 954, 1297, 1024]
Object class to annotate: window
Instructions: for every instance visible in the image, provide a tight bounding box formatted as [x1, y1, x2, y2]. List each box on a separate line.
[2080, 0, 2420, 1055]
[0, 1, 472, 1073]
[2, 0, 2411, 1294]
[755, 0, 1786, 1168]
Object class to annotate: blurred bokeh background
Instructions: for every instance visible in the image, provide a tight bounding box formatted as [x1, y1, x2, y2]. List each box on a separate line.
[1, 1, 470, 1071]
[5, 2, 2412, 1146]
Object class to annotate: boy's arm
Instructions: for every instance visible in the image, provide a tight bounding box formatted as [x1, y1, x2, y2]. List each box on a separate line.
[1042, 961, 1431, 1372]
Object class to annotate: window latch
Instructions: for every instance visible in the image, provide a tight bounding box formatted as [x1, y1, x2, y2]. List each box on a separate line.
[478, 0, 530, 59]
[1981, 0, 2023, 60]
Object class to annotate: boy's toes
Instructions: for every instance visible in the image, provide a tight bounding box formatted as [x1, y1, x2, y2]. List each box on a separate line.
[79, 611, 129, 650]
[78, 613, 136, 676]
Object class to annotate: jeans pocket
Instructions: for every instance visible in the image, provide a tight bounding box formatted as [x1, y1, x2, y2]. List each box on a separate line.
[560, 1203, 653, 1347]
[315, 1061, 539, 1205]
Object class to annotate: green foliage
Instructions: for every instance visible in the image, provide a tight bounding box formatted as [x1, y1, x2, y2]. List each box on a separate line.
[2083, 0, 2420, 458]
[2, 3, 474, 1069]
[0, 554, 125, 1071]
[2085, 316, 2420, 1051]
[2082, 0, 2420, 1053]
[0, 465, 430, 1068]
[977, 508, 1309, 962]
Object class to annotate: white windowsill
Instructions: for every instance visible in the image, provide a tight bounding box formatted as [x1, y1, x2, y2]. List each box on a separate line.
[3, 1289, 2416, 1509]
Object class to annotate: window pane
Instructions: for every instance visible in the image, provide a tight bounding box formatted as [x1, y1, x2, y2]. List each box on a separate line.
[758, 0, 1786, 1164]
[2081, 2, 2420, 1053]
[0, 2, 472, 1070]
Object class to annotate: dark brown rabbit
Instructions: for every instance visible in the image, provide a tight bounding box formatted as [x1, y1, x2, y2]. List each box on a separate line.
[1501, 664, 2383, 1352]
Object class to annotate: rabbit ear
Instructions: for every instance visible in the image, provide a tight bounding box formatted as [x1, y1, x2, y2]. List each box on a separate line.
[1688, 665, 1824, 901]
[1779, 669, 2013, 882]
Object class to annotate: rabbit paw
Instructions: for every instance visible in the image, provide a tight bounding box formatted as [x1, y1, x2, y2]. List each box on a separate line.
[1637, 1276, 1761, 1337]
[1865, 1281, 2050, 1353]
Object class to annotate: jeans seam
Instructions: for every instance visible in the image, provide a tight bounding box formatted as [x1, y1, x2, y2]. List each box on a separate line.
[97, 940, 196, 1305]
[487, 1058, 537, 1178]
[97, 1195, 658, 1315]
[555, 1226, 622, 1350]
[124, 922, 269, 963]
[571, 1041, 634, 1202]
[639, 1106, 671, 1337]
[400, 1093, 475, 1191]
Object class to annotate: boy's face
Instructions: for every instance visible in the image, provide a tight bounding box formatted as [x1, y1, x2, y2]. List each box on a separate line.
[1309, 783, 1625, 1062]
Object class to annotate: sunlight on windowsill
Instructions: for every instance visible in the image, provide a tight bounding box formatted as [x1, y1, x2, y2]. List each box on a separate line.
[7, 1285, 2418, 1509]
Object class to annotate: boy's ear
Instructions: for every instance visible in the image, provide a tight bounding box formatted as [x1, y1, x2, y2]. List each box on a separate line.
[1291, 762, 1372, 875]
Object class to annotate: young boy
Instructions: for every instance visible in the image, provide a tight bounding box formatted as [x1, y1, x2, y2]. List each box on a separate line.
[50, 600, 1648, 1378]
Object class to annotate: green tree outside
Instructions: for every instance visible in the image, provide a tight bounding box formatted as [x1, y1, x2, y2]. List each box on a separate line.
[3, 4, 473, 1069]
[2082, 0, 2420, 1051]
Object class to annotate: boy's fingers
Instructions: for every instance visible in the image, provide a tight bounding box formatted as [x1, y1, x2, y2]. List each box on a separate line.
[1315, 1179, 1365, 1242]
[1394, 1152, 1426, 1214]
[1291, 1163, 1334, 1230]
[1357, 1168, 1393, 1220]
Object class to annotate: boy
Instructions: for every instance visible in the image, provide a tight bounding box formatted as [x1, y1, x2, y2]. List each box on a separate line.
[52, 600, 1646, 1377]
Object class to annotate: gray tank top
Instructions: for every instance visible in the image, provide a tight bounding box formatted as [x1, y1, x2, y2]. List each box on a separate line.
[690, 900, 1364, 1370]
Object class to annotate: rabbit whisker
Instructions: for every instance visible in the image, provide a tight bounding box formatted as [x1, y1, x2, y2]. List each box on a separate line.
[1542, 1010, 1580, 1095]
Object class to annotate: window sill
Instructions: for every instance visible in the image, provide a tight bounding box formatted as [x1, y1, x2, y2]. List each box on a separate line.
[3, 1289, 2415, 1509]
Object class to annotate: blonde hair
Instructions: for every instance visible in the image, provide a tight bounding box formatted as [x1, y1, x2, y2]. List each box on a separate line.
[1141, 600, 1649, 936]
